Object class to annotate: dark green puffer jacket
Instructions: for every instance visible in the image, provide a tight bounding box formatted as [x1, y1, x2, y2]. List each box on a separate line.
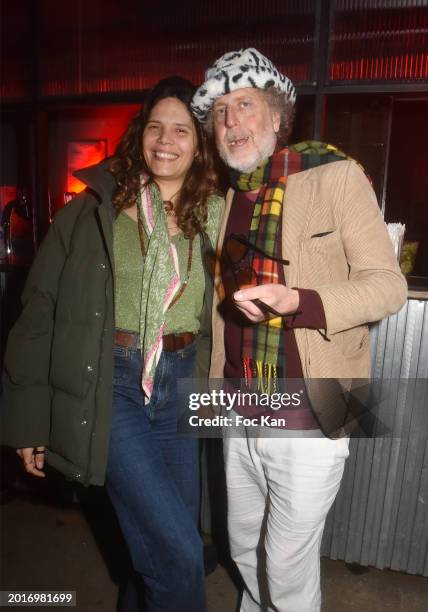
[1, 162, 117, 485]
[1, 161, 213, 486]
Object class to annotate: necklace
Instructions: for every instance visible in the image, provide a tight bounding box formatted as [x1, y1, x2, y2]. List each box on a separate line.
[164, 200, 175, 216]
[167, 237, 193, 310]
[137, 212, 145, 258]
[163, 188, 181, 217]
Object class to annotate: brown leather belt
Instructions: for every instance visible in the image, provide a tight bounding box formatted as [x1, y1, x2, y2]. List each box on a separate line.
[114, 330, 195, 352]
[163, 332, 195, 352]
[115, 330, 140, 349]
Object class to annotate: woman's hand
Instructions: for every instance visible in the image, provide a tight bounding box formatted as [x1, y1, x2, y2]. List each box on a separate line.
[16, 447, 46, 478]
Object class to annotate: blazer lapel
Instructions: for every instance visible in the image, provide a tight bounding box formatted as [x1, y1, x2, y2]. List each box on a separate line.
[209, 189, 233, 378]
[217, 188, 234, 252]
[282, 169, 315, 287]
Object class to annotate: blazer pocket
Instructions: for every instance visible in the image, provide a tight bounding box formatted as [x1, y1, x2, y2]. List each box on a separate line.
[303, 229, 342, 255]
[335, 325, 370, 358]
[310, 230, 335, 238]
[304, 230, 341, 252]
[300, 230, 346, 285]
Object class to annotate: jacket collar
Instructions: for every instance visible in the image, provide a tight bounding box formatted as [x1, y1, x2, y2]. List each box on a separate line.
[73, 159, 116, 220]
[74, 159, 117, 268]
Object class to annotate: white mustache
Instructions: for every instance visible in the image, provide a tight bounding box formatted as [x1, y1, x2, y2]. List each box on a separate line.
[225, 133, 250, 144]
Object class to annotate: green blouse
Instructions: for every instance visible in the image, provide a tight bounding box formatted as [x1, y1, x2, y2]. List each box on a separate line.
[113, 196, 223, 334]
[114, 212, 204, 333]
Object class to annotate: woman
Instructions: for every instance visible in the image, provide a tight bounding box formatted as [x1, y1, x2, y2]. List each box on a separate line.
[1, 76, 224, 612]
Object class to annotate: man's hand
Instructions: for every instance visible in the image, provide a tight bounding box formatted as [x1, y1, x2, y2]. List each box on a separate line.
[233, 284, 299, 323]
[17, 447, 46, 478]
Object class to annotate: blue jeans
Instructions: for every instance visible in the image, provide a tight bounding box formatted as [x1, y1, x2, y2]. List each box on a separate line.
[106, 341, 206, 612]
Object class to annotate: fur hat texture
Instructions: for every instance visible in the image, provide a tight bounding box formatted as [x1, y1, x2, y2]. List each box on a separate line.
[191, 48, 296, 123]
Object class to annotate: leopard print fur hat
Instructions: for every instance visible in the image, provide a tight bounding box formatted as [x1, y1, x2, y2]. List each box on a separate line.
[191, 48, 296, 123]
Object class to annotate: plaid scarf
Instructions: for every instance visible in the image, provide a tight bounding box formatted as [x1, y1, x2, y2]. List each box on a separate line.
[229, 141, 351, 392]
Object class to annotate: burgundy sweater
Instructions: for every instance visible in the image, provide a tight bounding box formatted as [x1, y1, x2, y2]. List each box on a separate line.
[221, 191, 326, 429]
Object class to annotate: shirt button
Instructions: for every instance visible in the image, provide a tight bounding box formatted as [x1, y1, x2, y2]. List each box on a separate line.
[95, 311, 101, 317]
[100, 263, 106, 270]
[87, 365, 93, 372]
[81, 419, 87, 426]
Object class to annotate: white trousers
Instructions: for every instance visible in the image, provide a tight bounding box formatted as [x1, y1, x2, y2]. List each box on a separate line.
[223, 434, 349, 612]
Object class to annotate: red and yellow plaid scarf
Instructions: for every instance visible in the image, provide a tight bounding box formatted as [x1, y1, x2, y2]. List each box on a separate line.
[229, 141, 351, 392]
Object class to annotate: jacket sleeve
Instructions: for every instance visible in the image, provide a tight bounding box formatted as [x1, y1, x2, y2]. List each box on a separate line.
[284, 288, 326, 330]
[315, 161, 408, 335]
[1, 218, 68, 448]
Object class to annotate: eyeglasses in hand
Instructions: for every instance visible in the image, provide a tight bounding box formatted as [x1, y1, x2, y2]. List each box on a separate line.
[224, 233, 289, 318]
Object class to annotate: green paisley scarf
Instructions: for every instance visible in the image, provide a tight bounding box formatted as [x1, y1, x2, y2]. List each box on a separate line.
[138, 178, 223, 400]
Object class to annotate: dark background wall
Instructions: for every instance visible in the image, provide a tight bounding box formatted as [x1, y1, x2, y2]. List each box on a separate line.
[1, 0, 427, 278]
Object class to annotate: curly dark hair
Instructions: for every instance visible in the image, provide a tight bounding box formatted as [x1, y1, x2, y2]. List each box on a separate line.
[109, 76, 218, 239]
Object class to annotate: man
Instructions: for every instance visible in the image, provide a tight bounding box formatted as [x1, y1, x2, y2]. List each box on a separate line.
[191, 49, 407, 612]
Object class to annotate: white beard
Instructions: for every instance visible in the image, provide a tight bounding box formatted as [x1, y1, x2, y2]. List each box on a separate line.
[218, 131, 277, 173]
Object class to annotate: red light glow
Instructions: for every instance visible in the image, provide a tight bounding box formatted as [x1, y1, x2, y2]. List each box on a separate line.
[67, 140, 107, 193]
[330, 52, 428, 82]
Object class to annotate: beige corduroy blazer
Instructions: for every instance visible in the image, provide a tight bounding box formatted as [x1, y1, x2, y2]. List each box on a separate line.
[209, 160, 408, 435]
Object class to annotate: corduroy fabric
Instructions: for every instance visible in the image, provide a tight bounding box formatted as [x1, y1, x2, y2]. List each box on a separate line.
[228, 145, 353, 390]
[210, 160, 407, 432]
